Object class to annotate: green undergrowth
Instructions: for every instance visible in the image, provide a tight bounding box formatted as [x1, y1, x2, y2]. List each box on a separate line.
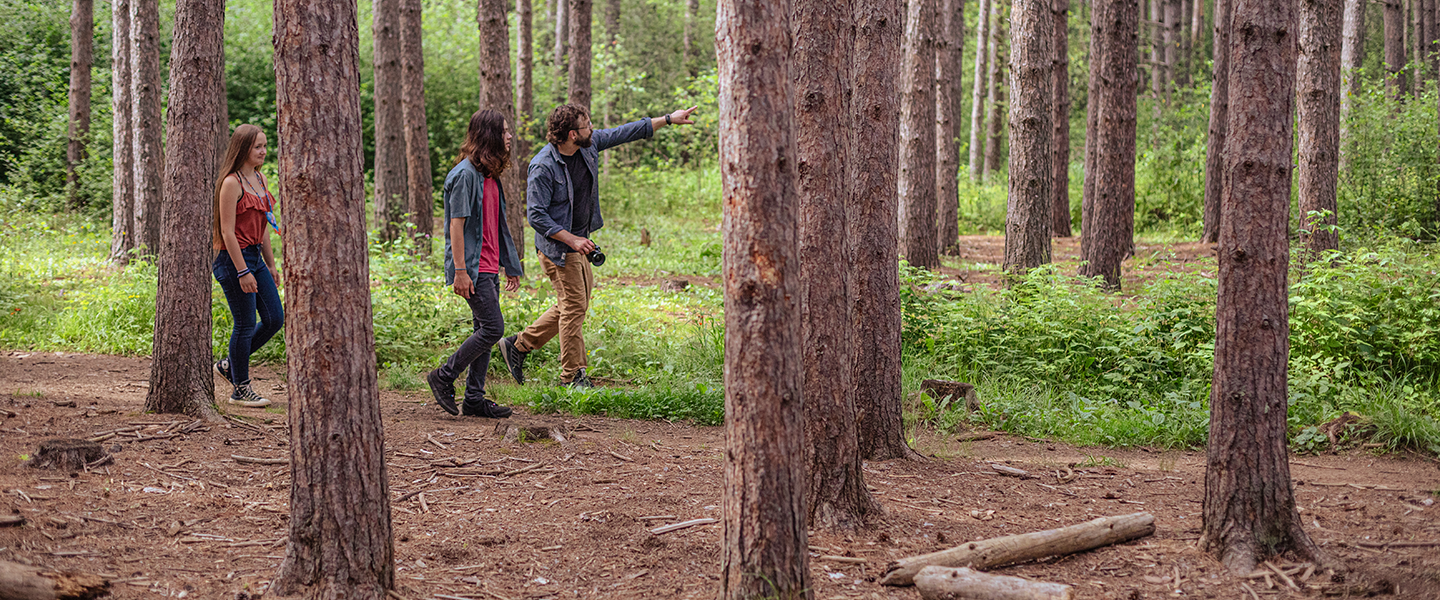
[494, 383, 725, 427]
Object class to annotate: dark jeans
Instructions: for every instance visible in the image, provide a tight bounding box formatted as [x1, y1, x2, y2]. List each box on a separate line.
[214, 246, 284, 387]
[437, 273, 505, 408]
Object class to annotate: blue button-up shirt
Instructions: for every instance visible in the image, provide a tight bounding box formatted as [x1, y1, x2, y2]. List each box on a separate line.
[526, 118, 654, 267]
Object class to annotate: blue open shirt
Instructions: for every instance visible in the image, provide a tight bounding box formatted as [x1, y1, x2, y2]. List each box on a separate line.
[526, 118, 654, 267]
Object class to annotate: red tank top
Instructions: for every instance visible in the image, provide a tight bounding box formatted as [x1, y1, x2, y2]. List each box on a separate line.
[215, 174, 275, 250]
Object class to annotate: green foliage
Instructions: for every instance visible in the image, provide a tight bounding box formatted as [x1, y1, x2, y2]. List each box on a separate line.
[1134, 88, 1210, 236]
[1339, 77, 1440, 240]
[500, 383, 723, 426]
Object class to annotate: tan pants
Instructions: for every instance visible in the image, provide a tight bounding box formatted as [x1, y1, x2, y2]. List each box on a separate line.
[516, 252, 593, 382]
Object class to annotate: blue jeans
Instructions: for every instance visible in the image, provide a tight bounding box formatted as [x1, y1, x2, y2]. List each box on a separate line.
[214, 246, 284, 387]
[436, 273, 504, 408]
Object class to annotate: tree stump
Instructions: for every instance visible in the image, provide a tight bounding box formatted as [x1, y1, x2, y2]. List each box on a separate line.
[25, 439, 108, 472]
[921, 379, 979, 412]
[0, 560, 110, 600]
[914, 566, 1073, 600]
[494, 420, 569, 443]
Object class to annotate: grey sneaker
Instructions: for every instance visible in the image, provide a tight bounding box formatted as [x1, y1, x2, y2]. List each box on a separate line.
[229, 384, 272, 408]
[214, 359, 232, 383]
[498, 335, 527, 385]
[564, 368, 593, 389]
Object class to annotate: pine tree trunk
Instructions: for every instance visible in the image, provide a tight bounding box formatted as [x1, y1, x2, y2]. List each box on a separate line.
[1385, 0, 1405, 98]
[517, 0, 534, 207]
[792, 0, 878, 532]
[1003, 0, 1054, 276]
[1338, 0, 1366, 173]
[1425, 0, 1436, 78]
[1163, 0, 1178, 95]
[1178, 0, 1193, 85]
[1051, 0, 1072, 237]
[1201, 0, 1231, 243]
[968, 0, 993, 181]
[1191, 0, 1205, 46]
[567, 0, 592, 109]
[1202, 0, 1326, 575]
[373, 0, 407, 243]
[479, 0, 526, 260]
[851, 0, 914, 463]
[1411, 0, 1420, 94]
[684, 0, 699, 74]
[130, 0, 163, 257]
[1078, 0, 1137, 290]
[1149, 0, 1163, 96]
[716, 0, 811, 596]
[1080, 0, 1103, 251]
[983, 5, 1006, 176]
[936, 0, 964, 253]
[401, 0, 432, 254]
[66, 0, 93, 210]
[900, 0, 940, 270]
[270, 0, 395, 595]
[553, 0, 568, 76]
[146, 0, 223, 422]
[110, 0, 134, 265]
[1298, 0, 1342, 259]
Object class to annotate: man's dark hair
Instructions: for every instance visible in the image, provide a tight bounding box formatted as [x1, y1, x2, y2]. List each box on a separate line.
[546, 104, 591, 146]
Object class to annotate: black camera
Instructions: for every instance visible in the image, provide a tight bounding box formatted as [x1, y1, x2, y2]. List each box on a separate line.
[586, 245, 606, 267]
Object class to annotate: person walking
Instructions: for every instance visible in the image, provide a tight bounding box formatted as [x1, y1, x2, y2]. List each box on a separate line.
[212, 124, 284, 408]
[498, 103, 697, 387]
[426, 109, 524, 418]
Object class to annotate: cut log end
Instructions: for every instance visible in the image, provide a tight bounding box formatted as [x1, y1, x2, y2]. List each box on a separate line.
[921, 379, 980, 412]
[0, 560, 110, 600]
[494, 421, 569, 444]
[25, 439, 108, 472]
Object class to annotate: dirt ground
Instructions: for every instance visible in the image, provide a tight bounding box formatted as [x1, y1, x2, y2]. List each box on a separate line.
[2, 351, 1439, 600]
[944, 235, 1217, 290]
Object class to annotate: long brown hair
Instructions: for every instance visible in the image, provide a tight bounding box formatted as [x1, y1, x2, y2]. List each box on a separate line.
[212, 124, 263, 248]
[456, 109, 509, 178]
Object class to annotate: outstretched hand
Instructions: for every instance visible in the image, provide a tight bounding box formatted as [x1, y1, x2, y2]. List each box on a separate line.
[668, 106, 699, 126]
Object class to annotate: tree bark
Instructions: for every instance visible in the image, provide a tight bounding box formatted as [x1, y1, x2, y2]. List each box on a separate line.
[567, 0, 593, 110]
[1191, 0, 1205, 46]
[130, 0, 163, 257]
[66, 0, 93, 209]
[792, 0, 878, 532]
[1202, 0, 1326, 575]
[1003, 0, 1054, 276]
[1298, 0, 1342, 259]
[936, 0, 964, 253]
[1201, 0, 1230, 243]
[553, 0, 568, 76]
[1080, 0, 1102, 252]
[1425, 0, 1436, 79]
[0, 560, 109, 600]
[851, 0, 914, 462]
[270, 0, 395, 596]
[968, 0, 993, 181]
[109, 0, 134, 265]
[145, 0, 223, 422]
[1149, 0, 1163, 95]
[400, 0, 432, 254]
[373, 0, 408, 243]
[983, 5, 1007, 176]
[604, 0, 620, 43]
[900, 0, 940, 270]
[1163, 0, 1178, 94]
[1338, 0, 1365, 173]
[1178, 0, 1193, 85]
[684, 0, 700, 74]
[479, 0, 526, 262]
[517, 0, 534, 223]
[716, 0, 811, 596]
[1051, 0, 1072, 237]
[1385, 0, 1405, 98]
[1077, 0, 1136, 290]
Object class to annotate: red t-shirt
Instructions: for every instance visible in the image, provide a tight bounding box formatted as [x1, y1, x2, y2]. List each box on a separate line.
[477, 178, 501, 274]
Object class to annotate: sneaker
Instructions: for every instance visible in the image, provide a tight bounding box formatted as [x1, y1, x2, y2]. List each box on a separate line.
[426, 369, 459, 416]
[461, 397, 514, 419]
[564, 368, 594, 389]
[498, 335, 527, 385]
[228, 384, 272, 408]
[214, 359, 232, 383]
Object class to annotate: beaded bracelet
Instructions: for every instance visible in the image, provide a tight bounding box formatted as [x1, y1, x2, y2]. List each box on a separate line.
[236, 268, 252, 278]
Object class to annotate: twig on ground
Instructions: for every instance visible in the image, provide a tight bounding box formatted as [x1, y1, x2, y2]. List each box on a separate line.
[649, 518, 718, 535]
[231, 455, 287, 465]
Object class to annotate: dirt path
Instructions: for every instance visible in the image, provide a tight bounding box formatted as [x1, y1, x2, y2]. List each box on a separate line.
[2, 352, 1438, 599]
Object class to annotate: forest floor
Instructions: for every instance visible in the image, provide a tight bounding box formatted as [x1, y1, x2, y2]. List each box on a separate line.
[2, 352, 1439, 599]
[943, 235, 1217, 289]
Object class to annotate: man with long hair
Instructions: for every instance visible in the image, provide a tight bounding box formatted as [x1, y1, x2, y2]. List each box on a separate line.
[498, 103, 697, 387]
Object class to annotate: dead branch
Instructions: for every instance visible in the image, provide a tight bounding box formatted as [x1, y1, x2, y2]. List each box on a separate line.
[914, 566, 1073, 600]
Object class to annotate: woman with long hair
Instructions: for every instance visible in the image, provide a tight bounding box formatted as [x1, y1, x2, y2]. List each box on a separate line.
[425, 109, 524, 418]
[212, 124, 284, 408]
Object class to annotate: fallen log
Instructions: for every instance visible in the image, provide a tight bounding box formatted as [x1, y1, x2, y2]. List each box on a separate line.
[915, 566, 1073, 600]
[0, 560, 109, 600]
[880, 512, 1155, 586]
